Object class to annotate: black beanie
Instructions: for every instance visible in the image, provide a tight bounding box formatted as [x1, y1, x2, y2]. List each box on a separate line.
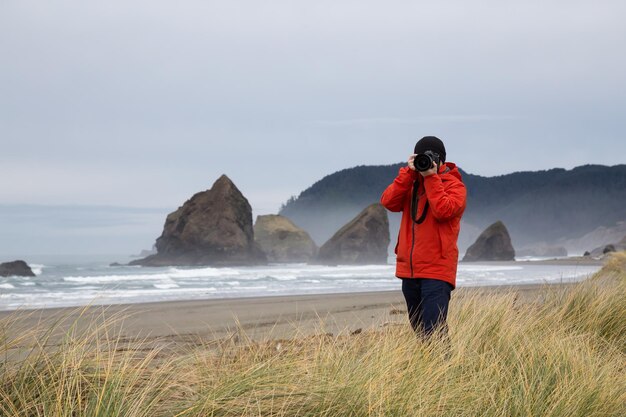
[414, 136, 446, 162]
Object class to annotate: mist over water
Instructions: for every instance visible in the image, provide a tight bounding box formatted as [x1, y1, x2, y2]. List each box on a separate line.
[0, 204, 168, 258]
[276, 205, 513, 255]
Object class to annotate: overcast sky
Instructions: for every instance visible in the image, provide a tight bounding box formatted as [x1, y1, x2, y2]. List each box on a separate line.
[2, 0, 625, 218]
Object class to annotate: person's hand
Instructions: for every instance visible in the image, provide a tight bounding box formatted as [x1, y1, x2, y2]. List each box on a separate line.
[407, 154, 417, 171]
[420, 161, 438, 177]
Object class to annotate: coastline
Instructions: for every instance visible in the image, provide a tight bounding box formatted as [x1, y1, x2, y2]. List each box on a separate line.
[0, 257, 603, 312]
[0, 281, 577, 348]
[480, 256, 603, 266]
[1, 253, 622, 416]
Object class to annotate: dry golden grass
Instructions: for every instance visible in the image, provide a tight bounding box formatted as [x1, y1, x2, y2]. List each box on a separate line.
[1, 253, 625, 416]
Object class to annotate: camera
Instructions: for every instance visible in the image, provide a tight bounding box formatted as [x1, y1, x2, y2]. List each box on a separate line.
[414, 151, 440, 172]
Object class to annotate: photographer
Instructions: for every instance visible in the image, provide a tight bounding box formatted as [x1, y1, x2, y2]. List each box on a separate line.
[380, 136, 466, 338]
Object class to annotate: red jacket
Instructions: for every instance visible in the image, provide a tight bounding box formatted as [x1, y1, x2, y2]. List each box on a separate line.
[380, 163, 466, 288]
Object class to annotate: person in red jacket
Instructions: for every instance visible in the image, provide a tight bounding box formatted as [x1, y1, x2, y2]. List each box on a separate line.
[380, 136, 466, 337]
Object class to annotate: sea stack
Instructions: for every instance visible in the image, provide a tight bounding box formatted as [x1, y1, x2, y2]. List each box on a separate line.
[254, 215, 317, 262]
[463, 221, 516, 261]
[0, 260, 36, 277]
[589, 235, 626, 257]
[312, 203, 390, 265]
[130, 175, 267, 267]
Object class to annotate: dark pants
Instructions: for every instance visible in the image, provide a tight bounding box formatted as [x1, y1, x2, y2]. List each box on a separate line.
[401, 278, 453, 337]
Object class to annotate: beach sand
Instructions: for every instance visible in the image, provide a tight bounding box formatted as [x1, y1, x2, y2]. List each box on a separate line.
[0, 281, 576, 354]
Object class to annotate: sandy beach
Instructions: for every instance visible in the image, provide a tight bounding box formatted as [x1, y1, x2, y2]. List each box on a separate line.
[0, 281, 576, 351]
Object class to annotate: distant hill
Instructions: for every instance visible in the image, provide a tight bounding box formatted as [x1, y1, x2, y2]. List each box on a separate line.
[279, 164, 626, 254]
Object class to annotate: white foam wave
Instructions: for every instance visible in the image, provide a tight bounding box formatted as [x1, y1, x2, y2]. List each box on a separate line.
[62, 266, 243, 284]
[458, 265, 524, 272]
[319, 272, 391, 278]
[28, 264, 45, 275]
[0, 283, 15, 289]
[270, 274, 297, 281]
[167, 267, 240, 278]
[154, 283, 179, 289]
[1, 286, 218, 301]
[64, 274, 160, 283]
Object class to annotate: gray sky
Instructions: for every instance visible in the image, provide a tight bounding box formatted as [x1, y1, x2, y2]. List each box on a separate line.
[2, 1, 625, 223]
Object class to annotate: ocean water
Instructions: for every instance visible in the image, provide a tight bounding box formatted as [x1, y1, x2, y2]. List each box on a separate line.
[0, 259, 601, 311]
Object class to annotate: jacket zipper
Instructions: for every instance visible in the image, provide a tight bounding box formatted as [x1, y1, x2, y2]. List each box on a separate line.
[409, 178, 417, 278]
[407, 167, 446, 278]
[409, 221, 415, 277]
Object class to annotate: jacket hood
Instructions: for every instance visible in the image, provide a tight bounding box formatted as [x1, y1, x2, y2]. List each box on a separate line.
[439, 162, 463, 182]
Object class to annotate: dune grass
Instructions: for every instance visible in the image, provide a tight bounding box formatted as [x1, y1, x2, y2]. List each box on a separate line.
[1, 253, 625, 416]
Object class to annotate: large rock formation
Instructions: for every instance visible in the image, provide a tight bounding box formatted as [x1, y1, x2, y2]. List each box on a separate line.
[463, 221, 516, 261]
[312, 203, 389, 265]
[559, 221, 626, 255]
[0, 260, 35, 277]
[589, 235, 626, 257]
[254, 215, 317, 262]
[130, 175, 267, 266]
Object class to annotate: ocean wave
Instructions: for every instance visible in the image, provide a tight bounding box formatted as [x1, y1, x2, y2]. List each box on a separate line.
[29, 264, 45, 275]
[318, 272, 391, 278]
[64, 274, 167, 283]
[60, 264, 397, 284]
[63, 266, 242, 283]
[153, 283, 180, 289]
[458, 265, 524, 272]
[0, 262, 603, 311]
[166, 266, 241, 278]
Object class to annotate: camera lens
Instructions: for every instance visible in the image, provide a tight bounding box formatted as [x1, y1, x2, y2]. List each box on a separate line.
[415, 154, 433, 172]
